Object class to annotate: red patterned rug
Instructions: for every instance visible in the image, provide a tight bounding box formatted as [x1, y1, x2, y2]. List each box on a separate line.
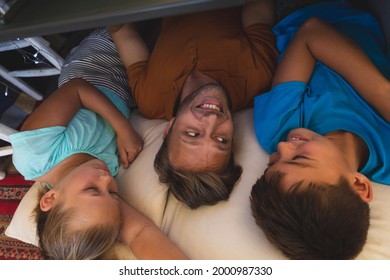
[0, 174, 42, 260]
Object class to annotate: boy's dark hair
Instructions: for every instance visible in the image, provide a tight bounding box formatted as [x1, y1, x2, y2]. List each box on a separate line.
[154, 131, 242, 209]
[250, 172, 370, 260]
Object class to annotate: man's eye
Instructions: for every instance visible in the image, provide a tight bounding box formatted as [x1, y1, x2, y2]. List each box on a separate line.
[186, 131, 198, 137]
[216, 136, 226, 143]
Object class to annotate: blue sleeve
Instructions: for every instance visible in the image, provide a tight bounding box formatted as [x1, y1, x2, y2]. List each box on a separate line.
[10, 108, 120, 180]
[10, 126, 66, 180]
[254, 81, 307, 153]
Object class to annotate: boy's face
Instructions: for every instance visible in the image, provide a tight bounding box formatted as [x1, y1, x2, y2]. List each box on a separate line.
[265, 128, 352, 192]
[166, 84, 234, 172]
[46, 159, 121, 230]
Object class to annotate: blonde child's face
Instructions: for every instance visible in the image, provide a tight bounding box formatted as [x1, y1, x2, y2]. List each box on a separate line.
[51, 159, 121, 230]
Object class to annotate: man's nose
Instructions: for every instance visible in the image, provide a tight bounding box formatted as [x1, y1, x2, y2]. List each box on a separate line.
[202, 110, 221, 118]
[201, 111, 220, 126]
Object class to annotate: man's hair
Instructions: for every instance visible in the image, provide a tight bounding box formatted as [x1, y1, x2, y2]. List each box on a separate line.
[154, 134, 242, 209]
[250, 172, 370, 260]
[34, 188, 120, 260]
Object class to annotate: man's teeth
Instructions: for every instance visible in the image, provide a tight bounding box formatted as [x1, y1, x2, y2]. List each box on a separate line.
[200, 103, 221, 111]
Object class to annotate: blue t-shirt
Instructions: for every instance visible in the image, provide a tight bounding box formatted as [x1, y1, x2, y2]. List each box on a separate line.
[254, 2, 390, 185]
[10, 86, 130, 180]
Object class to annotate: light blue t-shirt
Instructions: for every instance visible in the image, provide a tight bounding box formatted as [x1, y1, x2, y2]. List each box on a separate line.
[254, 2, 390, 185]
[10, 86, 130, 180]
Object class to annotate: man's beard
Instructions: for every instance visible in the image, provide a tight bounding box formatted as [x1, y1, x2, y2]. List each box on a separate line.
[173, 83, 232, 117]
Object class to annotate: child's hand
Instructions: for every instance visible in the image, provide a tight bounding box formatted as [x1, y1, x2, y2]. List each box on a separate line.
[116, 123, 143, 168]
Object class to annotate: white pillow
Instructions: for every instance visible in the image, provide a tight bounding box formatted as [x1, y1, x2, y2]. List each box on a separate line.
[6, 109, 390, 259]
[356, 182, 390, 259]
[5, 181, 40, 246]
[116, 113, 169, 227]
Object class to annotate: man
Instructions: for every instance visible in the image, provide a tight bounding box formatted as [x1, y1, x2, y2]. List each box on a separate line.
[110, 0, 279, 209]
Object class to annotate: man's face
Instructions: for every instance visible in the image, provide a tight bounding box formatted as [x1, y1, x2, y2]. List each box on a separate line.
[166, 84, 234, 172]
[265, 128, 352, 192]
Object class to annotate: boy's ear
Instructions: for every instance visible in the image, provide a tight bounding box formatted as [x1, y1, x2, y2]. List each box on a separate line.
[163, 117, 175, 139]
[352, 173, 373, 203]
[39, 190, 58, 212]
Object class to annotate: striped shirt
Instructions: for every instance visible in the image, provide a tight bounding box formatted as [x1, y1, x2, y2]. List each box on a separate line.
[58, 28, 135, 109]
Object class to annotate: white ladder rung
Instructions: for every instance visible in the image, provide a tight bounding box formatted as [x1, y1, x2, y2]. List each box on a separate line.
[25, 37, 64, 70]
[0, 65, 43, 100]
[0, 123, 18, 142]
[0, 40, 30, 51]
[0, 36, 64, 101]
[0, 146, 13, 157]
[9, 67, 61, 77]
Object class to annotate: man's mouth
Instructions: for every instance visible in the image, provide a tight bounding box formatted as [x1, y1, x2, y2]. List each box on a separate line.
[197, 103, 222, 112]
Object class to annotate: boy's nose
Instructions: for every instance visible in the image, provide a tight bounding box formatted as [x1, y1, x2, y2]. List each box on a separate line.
[277, 141, 296, 157]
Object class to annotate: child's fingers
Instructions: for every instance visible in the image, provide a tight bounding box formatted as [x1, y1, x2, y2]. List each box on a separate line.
[119, 147, 130, 168]
[127, 146, 142, 163]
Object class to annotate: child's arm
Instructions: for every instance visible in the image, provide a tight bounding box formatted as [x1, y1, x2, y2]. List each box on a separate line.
[273, 17, 390, 122]
[108, 23, 149, 69]
[242, 0, 275, 28]
[118, 199, 188, 260]
[21, 78, 143, 166]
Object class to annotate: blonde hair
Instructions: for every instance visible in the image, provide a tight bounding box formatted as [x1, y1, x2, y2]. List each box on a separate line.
[34, 188, 120, 260]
